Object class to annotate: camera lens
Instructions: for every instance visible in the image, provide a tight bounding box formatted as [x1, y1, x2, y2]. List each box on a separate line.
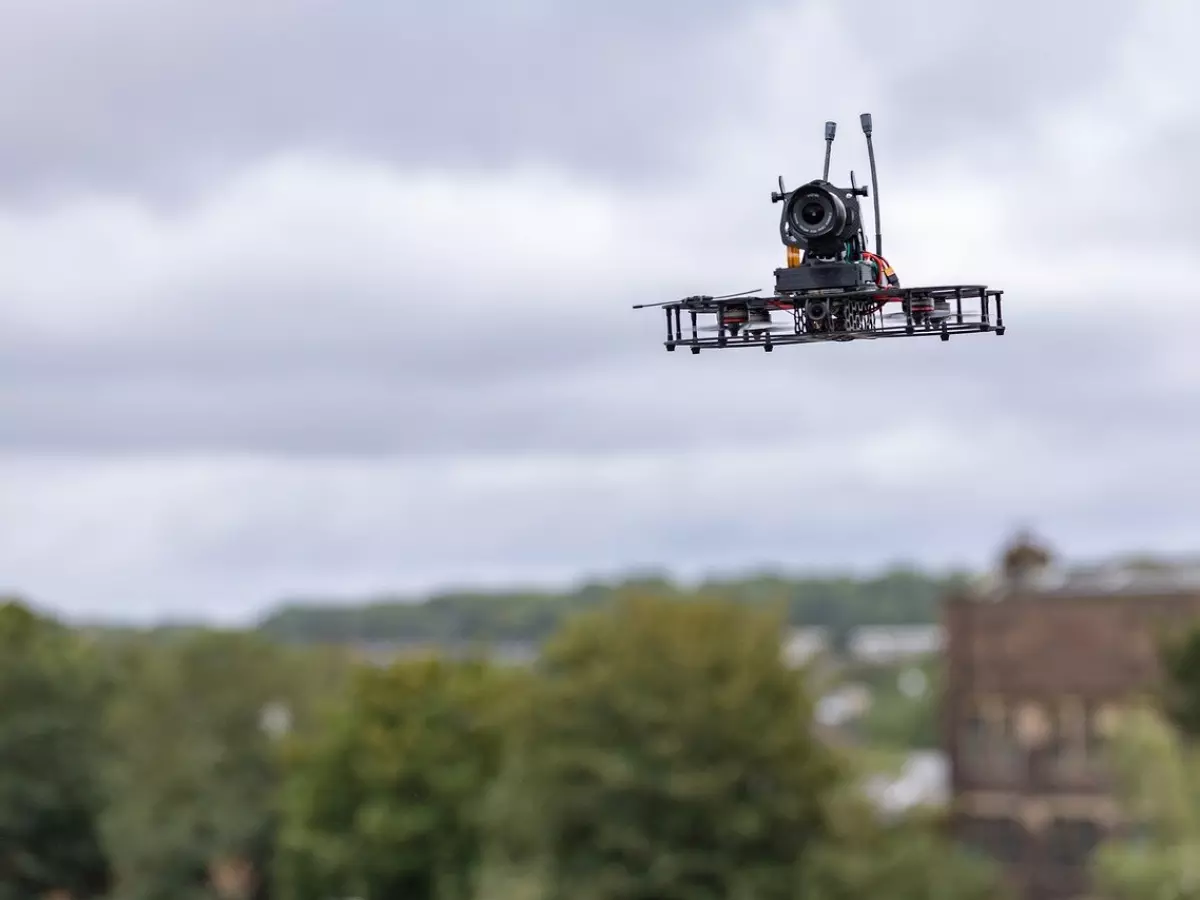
[779, 180, 855, 251]
[801, 202, 825, 226]
[788, 187, 837, 237]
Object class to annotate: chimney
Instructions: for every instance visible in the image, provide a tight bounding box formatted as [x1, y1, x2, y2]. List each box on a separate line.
[999, 530, 1054, 592]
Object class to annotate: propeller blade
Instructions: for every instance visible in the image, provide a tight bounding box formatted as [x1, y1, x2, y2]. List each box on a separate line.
[883, 314, 984, 324]
[691, 314, 792, 334]
[700, 326, 794, 335]
[878, 309, 979, 321]
[633, 288, 761, 309]
[928, 308, 975, 320]
[687, 327, 793, 336]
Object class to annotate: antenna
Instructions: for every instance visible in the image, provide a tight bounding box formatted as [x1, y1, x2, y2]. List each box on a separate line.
[822, 121, 836, 181]
[860, 112, 882, 256]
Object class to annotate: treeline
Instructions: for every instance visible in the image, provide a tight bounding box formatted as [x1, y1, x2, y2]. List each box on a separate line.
[258, 567, 966, 647]
[1, 590, 1005, 900]
[1092, 629, 1200, 899]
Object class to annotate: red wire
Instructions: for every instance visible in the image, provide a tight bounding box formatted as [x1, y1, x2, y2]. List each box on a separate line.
[861, 251, 891, 287]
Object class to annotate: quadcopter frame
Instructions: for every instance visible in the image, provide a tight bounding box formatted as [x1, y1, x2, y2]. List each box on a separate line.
[657, 285, 1005, 353]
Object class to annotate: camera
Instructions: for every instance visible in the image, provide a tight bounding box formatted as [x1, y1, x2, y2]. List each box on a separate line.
[769, 116, 883, 297]
[779, 179, 869, 257]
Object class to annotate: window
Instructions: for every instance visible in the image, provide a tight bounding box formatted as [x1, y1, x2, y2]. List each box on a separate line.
[959, 697, 1027, 782]
[1082, 700, 1109, 769]
[991, 703, 1025, 778]
[959, 704, 991, 777]
[1045, 817, 1103, 867]
[963, 710, 986, 750]
[1032, 705, 1068, 783]
[1050, 697, 1088, 780]
[957, 816, 1025, 864]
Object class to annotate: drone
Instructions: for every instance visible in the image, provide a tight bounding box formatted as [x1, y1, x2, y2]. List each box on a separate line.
[634, 113, 1006, 353]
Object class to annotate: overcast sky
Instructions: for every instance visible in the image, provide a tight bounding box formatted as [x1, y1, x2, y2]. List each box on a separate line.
[2, 0, 1198, 623]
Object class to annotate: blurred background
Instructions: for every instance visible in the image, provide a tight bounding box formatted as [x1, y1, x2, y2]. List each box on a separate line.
[1, 0, 1198, 898]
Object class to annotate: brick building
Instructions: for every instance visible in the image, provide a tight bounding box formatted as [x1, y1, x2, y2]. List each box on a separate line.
[942, 538, 1200, 900]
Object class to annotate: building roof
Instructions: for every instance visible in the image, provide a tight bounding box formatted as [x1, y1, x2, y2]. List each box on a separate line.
[968, 560, 1200, 600]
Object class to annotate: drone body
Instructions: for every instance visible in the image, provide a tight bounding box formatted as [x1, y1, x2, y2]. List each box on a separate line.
[635, 113, 1006, 353]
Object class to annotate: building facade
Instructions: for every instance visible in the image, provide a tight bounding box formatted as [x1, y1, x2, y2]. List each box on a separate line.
[942, 562, 1200, 900]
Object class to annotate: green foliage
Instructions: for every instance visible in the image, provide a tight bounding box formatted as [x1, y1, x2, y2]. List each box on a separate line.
[1092, 704, 1200, 900]
[0, 585, 1002, 900]
[97, 630, 353, 900]
[487, 591, 839, 900]
[257, 568, 962, 646]
[1094, 843, 1200, 900]
[802, 822, 1008, 900]
[1093, 625, 1200, 900]
[851, 655, 940, 751]
[1161, 625, 1200, 739]
[0, 600, 111, 900]
[275, 656, 520, 900]
[800, 786, 1009, 900]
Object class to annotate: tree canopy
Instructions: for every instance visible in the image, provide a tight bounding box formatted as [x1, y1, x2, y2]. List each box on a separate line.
[276, 656, 523, 900]
[0, 601, 111, 900]
[1091, 704, 1200, 900]
[1092, 624, 1200, 900]
[799, 781, 1008, 900]
[257, 568, 962, 648]
[0, 590, 1003, 900]
[486, 592, 838, 900]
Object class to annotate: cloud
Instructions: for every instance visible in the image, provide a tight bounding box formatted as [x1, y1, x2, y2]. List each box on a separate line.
[0, 0, 1197, 620]
[0, 0, 790, 197]
[1, 137, 1195, 457]
[0, 0, 1173, 198]
[7, 406, 1200, 623]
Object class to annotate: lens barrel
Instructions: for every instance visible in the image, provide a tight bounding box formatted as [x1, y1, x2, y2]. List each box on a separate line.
[804, 299, 829, 321]
[787, 182, 846, 240]
[779, 179, 861, 253]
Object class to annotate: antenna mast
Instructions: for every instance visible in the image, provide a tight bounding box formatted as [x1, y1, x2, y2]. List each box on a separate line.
[860, 112, 882, 257]
[822, 121, 836, 180]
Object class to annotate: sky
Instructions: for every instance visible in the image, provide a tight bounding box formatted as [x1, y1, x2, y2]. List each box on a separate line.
[1, 0, 1198, 623]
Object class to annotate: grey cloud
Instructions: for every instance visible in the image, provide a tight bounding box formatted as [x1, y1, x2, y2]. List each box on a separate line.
[1, 298, 1197, 458]
[0, 0, 789, 199]
[1070, 120, 1200, 247]
[0, 0, 1147, 201]
[830, 0, 1134, 166]
[7, 400, 1200, 624]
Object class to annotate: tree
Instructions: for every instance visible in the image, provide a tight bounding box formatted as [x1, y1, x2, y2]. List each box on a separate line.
[98, 630, 352, 900]
[484, 591, 838, 900]
[256, 569, 960, 646]
[1090, 625, 1200, 900]
[275, 655, 520, 900]
[0, 600, 111, 900]
[1160, 626, 1200, 739]
[1091, 703, 1200, 900]
[799, 784, 1009, 900]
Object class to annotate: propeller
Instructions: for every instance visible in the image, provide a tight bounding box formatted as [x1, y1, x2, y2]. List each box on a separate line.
[882, 305, 984, 323]
[632, 288, 761, 309]
[689, 310, 793, 334]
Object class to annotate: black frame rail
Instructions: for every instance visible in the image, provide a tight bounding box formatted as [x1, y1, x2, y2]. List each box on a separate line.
[651, 285, 1005, 354]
